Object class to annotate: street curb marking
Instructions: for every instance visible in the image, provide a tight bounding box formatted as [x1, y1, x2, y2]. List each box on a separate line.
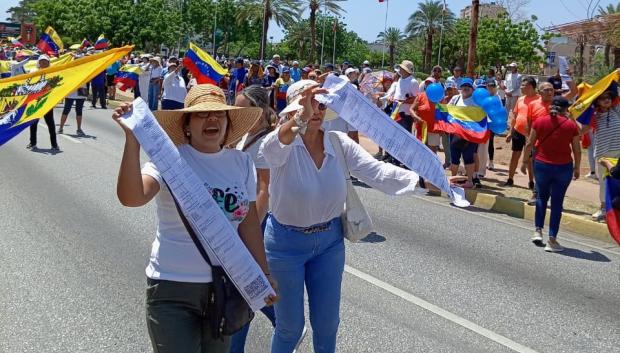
[344, 265, 540, 353]
[464, 190, 612, 243]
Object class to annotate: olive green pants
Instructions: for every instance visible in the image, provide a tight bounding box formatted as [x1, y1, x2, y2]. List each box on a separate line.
[146, 278, 230, 353]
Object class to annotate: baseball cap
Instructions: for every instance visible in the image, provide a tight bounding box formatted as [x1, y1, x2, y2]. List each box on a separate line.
[38, 54, 50, 62]
[459, 78, 474, 88]
[474, 78, 486, 88]
[363, 60, 370, 65]
[551, 96, 570, 109]
[292, 60, 299, 65]
[345, 67, 358, 75]
[273, 54, 280, 59]
[508, 62, 518, 67]
[282, 66, 291, 73]
[279, 80, 320, 117]
[324, 63, 335, 70]
[302, 67, 312, 73]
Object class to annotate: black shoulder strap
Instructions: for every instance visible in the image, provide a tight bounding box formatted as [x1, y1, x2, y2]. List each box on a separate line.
[537, 116, 570, 147]
[163, 180, 213, 267]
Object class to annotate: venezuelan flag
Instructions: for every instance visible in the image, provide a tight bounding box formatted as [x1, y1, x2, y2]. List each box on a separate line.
[183, 42, 227, 85]
[433, 103, 490, 143]
[94, 34, 109, 50]
[0, 46, 133, 146]
[602, 158, 620, 245]
[569, 69, 620, 125]
[0, 61, 11, 78]
[8, 36, 23, 47]
[36, 26, 63, 56]
[114, 64, 142, 91]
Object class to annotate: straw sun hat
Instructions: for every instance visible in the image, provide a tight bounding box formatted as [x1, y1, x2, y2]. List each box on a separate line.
[154, 84, 262, 146]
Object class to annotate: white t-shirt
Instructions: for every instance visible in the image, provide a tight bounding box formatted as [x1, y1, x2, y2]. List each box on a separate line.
[259, 129, 419, 228]
[141, 145, 257, 283]
[449, 94, 477, 107]
[236, 131, 270, 169]
[322, 117, 356, 133]
[149, 66, 163, 81]
[162, 71, 187, 103]
[393, 75, 420, 113]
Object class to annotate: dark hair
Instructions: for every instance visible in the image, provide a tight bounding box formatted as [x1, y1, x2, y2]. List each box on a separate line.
[523, 76, 537, 89]
[594, 90, 618, 107]
[182, 112, 232, 147]
[241, 85, 276, 131]
[550, 97, 570, 117]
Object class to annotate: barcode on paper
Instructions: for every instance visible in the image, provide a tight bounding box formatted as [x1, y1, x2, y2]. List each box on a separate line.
[244, 275, 269, 299]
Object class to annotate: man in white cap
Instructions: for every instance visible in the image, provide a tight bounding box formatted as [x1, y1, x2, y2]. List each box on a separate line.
[27, 54, 59, 152]
[270, 54, 283, 74]
[344, 67, 360, 87]
[290, 61, 301, 82]
[504, 62, 522, 112]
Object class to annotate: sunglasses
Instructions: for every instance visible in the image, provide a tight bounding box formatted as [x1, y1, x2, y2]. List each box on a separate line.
[313, 100, 327, 111]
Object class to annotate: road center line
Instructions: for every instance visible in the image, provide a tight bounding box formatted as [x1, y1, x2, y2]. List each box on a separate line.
[344, 264, 540, 353]
[59, 134, 82, 144]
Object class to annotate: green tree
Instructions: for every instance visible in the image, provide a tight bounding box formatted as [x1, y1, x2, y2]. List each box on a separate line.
[377, 27, 405, 68]
[598, 2, 620, 67]
[305, 0, 346, 64]
[6, 0, 38, 22]
[441, 15, 544, 75]
[236, 0, 301, 61]
[406, 0, 455, 72]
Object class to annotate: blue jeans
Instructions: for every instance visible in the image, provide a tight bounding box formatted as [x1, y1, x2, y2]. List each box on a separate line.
[229, 306, 276, 353]
[534, 160, 573, 237]
[265, 215, 345, 353]
[148, 83, 160, 111]
[230, 215, 276, 353]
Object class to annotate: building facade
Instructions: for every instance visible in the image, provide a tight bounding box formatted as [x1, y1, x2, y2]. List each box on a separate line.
[460, 2, 507, 19]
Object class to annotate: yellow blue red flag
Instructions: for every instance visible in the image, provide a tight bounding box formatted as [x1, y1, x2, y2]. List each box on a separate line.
[433, 103, 490, 143]
[183, 42, 227, 85]
[0, 46, 133, 146]
[569, 69, 620, 125]
[36, 26, 64, 56]
[114, 64, 143, 91]
[94, 34, 109, 50]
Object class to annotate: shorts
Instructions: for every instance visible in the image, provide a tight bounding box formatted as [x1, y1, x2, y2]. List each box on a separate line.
[62, 98, 85, 116]
[106, 74, 116, 87]
[450, 136, 477, 165]
[511, 130, 526, 152]
[427, 132, 441, 147]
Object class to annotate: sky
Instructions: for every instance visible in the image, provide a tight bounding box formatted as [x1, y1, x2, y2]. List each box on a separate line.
[0, 0, 616, 42]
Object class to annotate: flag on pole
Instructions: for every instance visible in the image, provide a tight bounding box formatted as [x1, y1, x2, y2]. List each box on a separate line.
[8, 36, 23, 47]
[94, 34, 109, 50]
[569, 69, 620, 125]
[0, 46, 133, 147]
[114, 64, 143, 91]
[183, 42, 227, 85]
[36, 26, 64, 56]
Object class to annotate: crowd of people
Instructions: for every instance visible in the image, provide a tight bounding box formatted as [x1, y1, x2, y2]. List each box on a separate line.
[9, 40, 617, 352]
[106, 46, 619, 353]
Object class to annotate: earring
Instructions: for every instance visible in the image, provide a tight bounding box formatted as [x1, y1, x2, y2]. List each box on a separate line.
[185, 131, 190, 137]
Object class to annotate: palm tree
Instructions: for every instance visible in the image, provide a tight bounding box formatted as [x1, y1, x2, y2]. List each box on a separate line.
[377, 27, 406, 68]
[286, 21, 311, 59]
[598, 3, 620, 67]
[236, 0, 301, 61]
[466, 0, 480, 77]
[406, 0, 455, 72]
[306, 0, 346, 63]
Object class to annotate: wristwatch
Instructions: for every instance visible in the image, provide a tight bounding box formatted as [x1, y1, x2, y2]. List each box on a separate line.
[293, 109, 308, 135]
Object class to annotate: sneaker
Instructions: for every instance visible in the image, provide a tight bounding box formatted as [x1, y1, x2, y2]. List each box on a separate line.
[592, 209, 605, 222]
[26, 143, 36, 150]
[57, 128, 63, 134]
[531, 229, 544, 246]
[587, 172, 598, 180]
[527, 193, 537, 205]
[544, 240, 564, 252]
[500, 178, 514, 187]
[51, 146, 60, 152]
[472, 177, 482, 188]
[76, 129, 85, 136]
[528, 180, 535, 190]
[487, 162, 495, 171]
[293, 326, 308, 353]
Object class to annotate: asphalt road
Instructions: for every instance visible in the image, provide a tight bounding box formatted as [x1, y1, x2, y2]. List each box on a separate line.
[1, 106, 619, 353]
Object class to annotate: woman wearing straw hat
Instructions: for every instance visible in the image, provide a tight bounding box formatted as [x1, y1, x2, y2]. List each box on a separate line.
[112, 84, 278, 353]
[259, 80, 421, 353]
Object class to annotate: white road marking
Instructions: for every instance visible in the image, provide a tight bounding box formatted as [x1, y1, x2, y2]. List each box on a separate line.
[414, 195, 620, 257]
[344, 264, 540, 353]
[59, 134, 82, 144]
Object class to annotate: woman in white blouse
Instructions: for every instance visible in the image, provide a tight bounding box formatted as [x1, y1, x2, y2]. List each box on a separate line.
[259, 80, 420, 353]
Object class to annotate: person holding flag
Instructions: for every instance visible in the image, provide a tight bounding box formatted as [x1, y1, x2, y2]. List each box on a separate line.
[27, 55, 59, 152]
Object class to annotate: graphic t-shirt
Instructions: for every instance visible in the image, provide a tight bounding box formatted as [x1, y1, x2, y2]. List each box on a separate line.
[141, 145, 257, 283]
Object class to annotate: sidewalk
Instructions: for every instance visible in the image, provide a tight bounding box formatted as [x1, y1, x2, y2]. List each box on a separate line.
[359, 135, 613, 243]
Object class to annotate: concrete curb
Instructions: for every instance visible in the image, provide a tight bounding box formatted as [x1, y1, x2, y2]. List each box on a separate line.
[464, 190, 613, 243]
